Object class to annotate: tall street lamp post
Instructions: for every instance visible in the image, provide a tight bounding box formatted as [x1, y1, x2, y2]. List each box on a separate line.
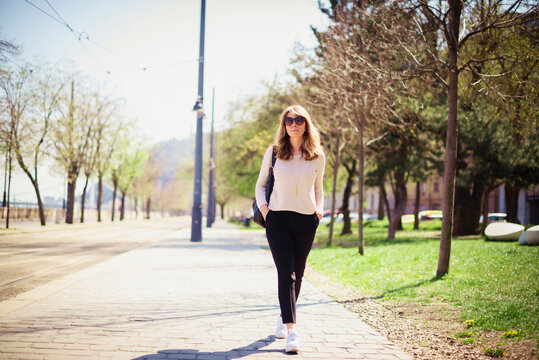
[206, 87, 215, 228]
[191, 0, 206, 242]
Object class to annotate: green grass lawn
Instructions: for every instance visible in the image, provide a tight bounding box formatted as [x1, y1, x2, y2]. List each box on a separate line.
[309, 219, 539, 336]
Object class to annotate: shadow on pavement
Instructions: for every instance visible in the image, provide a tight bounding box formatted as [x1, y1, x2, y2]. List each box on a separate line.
[131, 336, 295, 359]
[0, 301, 332, 335]
[150, 238, 268, 251]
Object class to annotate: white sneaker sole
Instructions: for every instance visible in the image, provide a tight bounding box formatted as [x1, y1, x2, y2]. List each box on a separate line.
[285, 344, 299, 353]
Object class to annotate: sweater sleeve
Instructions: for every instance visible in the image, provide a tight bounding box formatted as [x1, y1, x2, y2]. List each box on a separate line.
[255, 146, 274, 208]
[314, 152, 325, 214]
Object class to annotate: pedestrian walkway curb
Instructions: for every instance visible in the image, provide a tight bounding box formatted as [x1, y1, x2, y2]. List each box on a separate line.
[0, 221, 413, 359]
[0, 216, 189, 237]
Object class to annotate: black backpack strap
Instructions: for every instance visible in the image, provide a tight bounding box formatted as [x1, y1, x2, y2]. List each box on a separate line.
[271, 146, 276, 168]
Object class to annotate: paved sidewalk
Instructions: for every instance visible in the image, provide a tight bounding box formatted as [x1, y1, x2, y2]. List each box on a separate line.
[0, 221, 413, 360]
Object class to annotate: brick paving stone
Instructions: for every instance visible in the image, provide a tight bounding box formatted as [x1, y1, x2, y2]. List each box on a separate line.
[0, 221, 414, 360]
[0, 354, 44, 360]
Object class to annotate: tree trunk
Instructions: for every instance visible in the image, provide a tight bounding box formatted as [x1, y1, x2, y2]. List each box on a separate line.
[480, 187, 492, 236]
[437, 0, 463, 278]
[66, 178, 76, 224]
[145, 198, 151, 219]
[387, 171, 407, 239]
[2, 149, 7, 208]
[340, 159, 356, 236]
[111, 181, 117, 222]
[378, 176, 385, 220]
[97, 174, 103, 222]
[120, 191, 126, 221]
[5, 148, 12, 229]
[16, 156, 46, 226]
[357, 109, 365, 255]
[453, 183, 484, 236]
[32, 178, 45, 226]
[414, 181, 421, 230]
[80, 174, 90, 223]
[65, 165, 79, 224]
[134, 198, 138, 219]
[220, 203, 224, 220]
[380, 179, 391, 224]
[504, 185, 519, 223]
[328, 136, 340, 246]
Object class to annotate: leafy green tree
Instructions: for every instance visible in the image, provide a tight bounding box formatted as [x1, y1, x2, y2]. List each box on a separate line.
[118, 145, 148, 221]
[109, 134, 132, 222]
[80, 93, 114, 223]
[305, 0, 414, 253]
[52, 79, 96, 224]
[1, 64, 65, 226]
[93, 106, 120, 222]
[396, 0, 536, 276]
[0, 66, 25, 228]
[442, 5, 539, 234]
[218, 83, 295, 200]
[132, 147, 165, 219]
[367, 100, 435, 239]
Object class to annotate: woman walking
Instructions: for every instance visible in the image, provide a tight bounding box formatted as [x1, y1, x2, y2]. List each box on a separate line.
[255, 104, 325, 353]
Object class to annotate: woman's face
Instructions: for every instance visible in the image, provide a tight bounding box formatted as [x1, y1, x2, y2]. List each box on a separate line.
[284, 112, 306, 139]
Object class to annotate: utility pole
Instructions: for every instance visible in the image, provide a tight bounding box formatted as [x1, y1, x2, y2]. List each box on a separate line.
[2, 151, 7, 207]
[191, 0, 206, 242]
[206, 87, 215, 228]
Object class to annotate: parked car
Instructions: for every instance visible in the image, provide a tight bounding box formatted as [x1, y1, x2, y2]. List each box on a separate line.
[479, 213, 507, 223]
[419, 210, 443, 221]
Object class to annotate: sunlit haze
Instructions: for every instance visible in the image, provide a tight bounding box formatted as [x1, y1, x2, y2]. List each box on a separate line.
[0, 0, 328, 202]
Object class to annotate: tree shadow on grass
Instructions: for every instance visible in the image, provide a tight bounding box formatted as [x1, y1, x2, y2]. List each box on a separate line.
[318, 236, 440, 249]
[131, 335, 297, 359]
[339, 276, 442, 303]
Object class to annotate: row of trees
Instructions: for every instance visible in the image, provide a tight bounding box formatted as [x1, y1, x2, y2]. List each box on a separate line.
[215, 1, 538, 276]
[0, 53, 164, 227]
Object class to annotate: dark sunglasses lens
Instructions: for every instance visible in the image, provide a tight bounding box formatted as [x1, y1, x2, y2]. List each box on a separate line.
[284, 116, 305, 125]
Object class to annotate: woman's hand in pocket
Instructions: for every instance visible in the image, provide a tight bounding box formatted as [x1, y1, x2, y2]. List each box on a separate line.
[261, 205, 270, 221]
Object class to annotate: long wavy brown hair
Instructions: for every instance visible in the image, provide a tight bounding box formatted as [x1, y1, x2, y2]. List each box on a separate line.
[274, 105, 322, 161]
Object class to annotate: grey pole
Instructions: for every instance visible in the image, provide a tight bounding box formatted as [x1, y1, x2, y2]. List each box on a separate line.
[191, 0, 206, 242]
[2, 150, 7, 207]
[206, 87, 215, 228]
[211, 88, 216, 226]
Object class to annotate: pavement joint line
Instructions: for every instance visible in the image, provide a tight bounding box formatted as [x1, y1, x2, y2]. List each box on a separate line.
[0, 227, 190, 317]
[0, 221, 413, 359]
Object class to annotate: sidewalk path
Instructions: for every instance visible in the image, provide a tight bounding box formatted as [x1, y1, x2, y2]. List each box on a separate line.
[0, 221, 413, 360]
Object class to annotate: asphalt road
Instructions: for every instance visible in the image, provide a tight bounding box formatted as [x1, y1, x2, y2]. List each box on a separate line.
[0, 217, 190, 303]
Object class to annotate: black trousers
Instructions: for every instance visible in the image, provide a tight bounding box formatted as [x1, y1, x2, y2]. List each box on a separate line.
[265, 210, 319, 324]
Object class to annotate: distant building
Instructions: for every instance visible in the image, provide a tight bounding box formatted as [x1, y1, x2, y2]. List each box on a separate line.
[327, 175, 538, 225]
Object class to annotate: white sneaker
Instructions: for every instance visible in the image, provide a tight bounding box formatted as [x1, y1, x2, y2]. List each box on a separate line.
[275, 315, 287, 339]
[285, 330, 300, 353]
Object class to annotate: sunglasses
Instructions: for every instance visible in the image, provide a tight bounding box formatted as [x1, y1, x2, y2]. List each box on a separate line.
[284, 116, 305, 126]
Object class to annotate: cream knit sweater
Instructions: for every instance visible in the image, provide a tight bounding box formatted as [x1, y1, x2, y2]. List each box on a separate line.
[256, 146, 325, 215]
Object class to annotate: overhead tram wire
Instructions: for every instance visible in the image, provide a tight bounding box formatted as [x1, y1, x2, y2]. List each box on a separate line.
[24, 0, 199, 74]
[23, 0, 66, 27]
[43, 0, 70, 26]
[40, 0, 112, 74]
[23, 0, 110, 73]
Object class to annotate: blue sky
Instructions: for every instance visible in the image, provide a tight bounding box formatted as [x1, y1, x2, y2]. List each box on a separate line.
[0, 0, 328, 203]
[1, 0, 328, 141]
